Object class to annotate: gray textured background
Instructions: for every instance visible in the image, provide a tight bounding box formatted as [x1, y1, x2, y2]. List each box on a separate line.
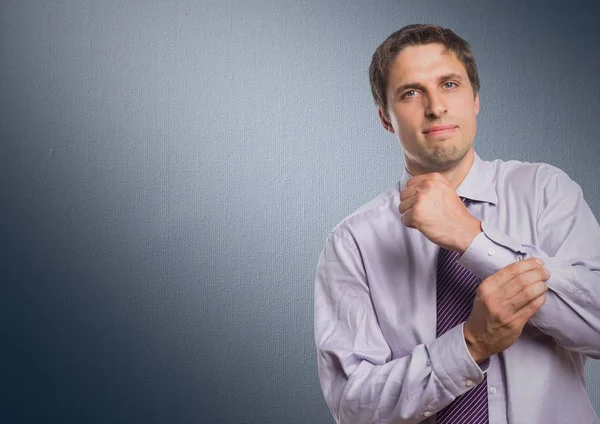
[1, 0, 599, 423]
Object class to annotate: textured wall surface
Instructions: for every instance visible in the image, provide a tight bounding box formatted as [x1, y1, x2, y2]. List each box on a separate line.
[1, 0, 599, 422]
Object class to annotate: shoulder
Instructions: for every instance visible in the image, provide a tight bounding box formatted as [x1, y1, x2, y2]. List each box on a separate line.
[328, 184, 400, 242]
[488, 157, 564, 180]
[484, 157, 585, 218]
[487, 157, 574, 190]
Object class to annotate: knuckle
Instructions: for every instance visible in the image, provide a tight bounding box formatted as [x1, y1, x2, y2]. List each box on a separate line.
[520, 260, 535, 272]
[534, 281, 548, 295]
[478, 282, 493, 299]
[411, 209, 420, 222]
[525, 281, 545, 299]
[524, 285, 539, 300]
[511, 258, 541, 277]
[528, 301, 541, 314]
[514, 274, 528, 287]
[529, 295, 546, 311]
[505, 261, 526, 278]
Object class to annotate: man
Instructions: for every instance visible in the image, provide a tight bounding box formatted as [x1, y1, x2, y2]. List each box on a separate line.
[314, 24, 600, 423]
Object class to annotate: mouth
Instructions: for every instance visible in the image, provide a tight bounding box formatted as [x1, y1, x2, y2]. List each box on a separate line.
[423, 125, 457, 137]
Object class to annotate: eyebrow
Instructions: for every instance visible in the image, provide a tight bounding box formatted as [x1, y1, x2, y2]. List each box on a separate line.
[394, 73, 464, 98]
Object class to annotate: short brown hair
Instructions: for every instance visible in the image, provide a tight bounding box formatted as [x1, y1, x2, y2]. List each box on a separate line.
[369, 24, 480, 117]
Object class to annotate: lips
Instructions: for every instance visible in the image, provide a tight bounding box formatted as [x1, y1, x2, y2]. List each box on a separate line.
[423, 124, 457, 134]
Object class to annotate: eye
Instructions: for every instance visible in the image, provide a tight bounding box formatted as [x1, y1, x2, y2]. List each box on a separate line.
[402, 90, 417, 99]
[443, 81, 457, 89]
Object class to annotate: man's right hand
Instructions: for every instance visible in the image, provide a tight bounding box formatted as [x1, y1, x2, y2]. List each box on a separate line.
[463, 257, 551, 363]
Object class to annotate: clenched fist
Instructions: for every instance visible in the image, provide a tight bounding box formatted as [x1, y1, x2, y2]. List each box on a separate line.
[399, 172, 481, 253]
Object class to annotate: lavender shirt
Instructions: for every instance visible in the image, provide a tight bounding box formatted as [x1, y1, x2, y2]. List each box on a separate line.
[314, 152, 600, 423]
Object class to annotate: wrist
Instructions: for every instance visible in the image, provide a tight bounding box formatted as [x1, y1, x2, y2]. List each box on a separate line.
[463, 324, 489, 364]
[455, 218, 482, 254]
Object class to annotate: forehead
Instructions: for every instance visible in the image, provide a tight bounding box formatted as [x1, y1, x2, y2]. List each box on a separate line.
[388, 43, 468, 85]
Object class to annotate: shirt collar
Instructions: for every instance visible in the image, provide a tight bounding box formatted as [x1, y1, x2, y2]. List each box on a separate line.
[399, 150, 498, 205]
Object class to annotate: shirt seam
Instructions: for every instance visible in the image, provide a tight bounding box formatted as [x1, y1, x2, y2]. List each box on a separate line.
[333, 189, 399, 233]
[535, 166, 565, 226]
[330, 230, 362, 261]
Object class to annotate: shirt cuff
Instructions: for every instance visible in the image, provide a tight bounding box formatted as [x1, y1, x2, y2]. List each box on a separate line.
[426, 323, 488, 397]
[457, 220, 524, 280]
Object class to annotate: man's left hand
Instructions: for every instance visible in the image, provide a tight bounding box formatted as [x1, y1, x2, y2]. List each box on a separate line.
[399, 172, 482, 253]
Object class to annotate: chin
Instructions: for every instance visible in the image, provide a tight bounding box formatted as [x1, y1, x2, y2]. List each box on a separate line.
[426, 146, 469, 169]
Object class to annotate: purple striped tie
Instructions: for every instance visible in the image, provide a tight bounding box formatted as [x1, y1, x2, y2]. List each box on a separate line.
[435, 198, 489, 424]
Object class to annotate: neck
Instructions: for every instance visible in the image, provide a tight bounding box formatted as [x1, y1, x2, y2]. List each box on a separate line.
[406, 148, 475, 189]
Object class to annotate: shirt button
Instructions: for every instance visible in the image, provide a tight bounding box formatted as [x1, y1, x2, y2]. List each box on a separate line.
[487, 248, 496, 256]
[465, 379, 474, 387]
[489, 386, 497, 394]
[423, 411, 432, 418]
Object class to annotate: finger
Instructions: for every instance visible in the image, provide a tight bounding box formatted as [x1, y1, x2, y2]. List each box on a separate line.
[400, 178, 447, 201]
[400, 209, 416, 228]
[486, 257, 545, 288]
[503, 267, 551, 300]
[506, 278, 548, 313]
[513, 291, 547, 324]
[399, 194, 419, 215]
[400, 185, 420, 202]
[406, 172, 448, 187]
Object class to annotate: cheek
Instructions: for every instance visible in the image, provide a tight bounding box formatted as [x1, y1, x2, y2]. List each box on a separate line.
[392, 108, 419, 131]
[461, 114, 478, 140]
[466, 107, 478, 127]
[456, 100, 477, 127]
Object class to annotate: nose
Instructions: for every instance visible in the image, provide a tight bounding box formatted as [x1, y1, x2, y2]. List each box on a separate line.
[425, 92, 447, 118]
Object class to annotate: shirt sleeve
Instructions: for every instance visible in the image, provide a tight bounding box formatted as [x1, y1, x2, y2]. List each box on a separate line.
[457, 169, 600, 358]
[314, 231, 487, 424]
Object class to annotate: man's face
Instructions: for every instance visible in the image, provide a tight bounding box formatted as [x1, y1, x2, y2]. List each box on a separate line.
[379, 43, 480, 174]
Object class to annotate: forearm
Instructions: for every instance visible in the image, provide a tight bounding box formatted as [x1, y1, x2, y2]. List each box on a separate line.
[520, 245, 600, 357]
[315, 231, 487, 423]
[458, 222, 600, 356]
[318, 324, 485, 423]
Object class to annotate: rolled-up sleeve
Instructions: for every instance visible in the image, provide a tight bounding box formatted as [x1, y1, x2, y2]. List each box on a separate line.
[314, 231, 486, 423]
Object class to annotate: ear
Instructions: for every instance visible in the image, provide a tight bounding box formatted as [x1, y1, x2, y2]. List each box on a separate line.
[378, 108, 395, 134]
[474, 93, 480, 116]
